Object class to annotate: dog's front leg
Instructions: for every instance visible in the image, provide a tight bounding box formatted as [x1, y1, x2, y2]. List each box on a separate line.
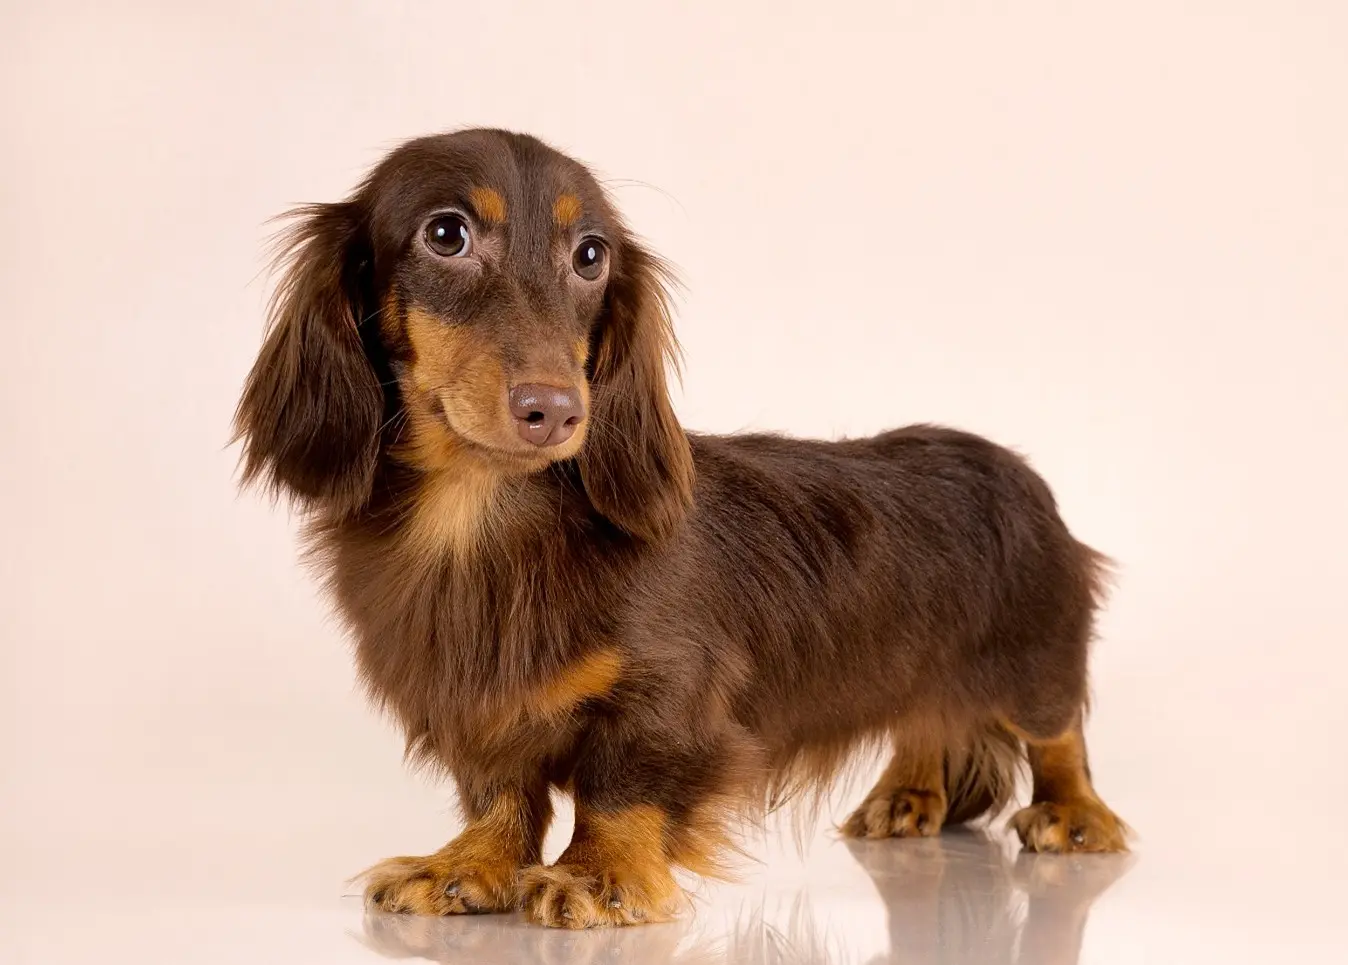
[520, 714, 745, 928]
[360, 777, 552, 915]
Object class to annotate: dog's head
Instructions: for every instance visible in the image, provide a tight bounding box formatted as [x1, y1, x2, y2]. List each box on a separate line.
[235, 129, 693, 542]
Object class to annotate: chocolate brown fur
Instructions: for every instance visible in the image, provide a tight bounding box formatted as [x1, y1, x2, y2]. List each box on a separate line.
[234, 128, 1128, 929]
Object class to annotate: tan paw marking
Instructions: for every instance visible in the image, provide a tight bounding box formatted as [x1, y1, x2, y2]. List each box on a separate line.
[520, 862, 683, 929]
[1010, 800, 1129, 854]
[842, 788, 948, 839]
[360, 853, 519, 916]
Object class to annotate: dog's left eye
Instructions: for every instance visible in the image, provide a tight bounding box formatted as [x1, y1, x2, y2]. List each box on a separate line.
[572, 238, 608, 281]
[425, 215, 472, 258]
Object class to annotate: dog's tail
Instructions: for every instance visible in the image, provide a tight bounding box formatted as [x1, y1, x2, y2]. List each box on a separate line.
[943, 724, 1023, 826]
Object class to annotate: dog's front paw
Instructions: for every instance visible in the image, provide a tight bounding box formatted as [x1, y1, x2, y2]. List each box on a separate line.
[842, 788, 948, 839]
[519, 862, 683, 929]
[1010, 800, 1129, 854]
[360, 851, 520, 915]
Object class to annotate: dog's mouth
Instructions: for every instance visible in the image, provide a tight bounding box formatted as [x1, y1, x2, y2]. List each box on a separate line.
[438, 393, 587, 472]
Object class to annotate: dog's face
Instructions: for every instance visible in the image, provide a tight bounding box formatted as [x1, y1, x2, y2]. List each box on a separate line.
[235, 129, 694, 541]
[374, 130, 621, 472]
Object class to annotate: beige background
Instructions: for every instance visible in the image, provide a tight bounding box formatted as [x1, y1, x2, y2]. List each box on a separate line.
[3, 1, 1347, 961]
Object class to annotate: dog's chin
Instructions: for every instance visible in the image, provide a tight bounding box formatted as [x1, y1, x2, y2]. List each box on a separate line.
[448, 421, 586, 476]
[483, 441, 580, 475]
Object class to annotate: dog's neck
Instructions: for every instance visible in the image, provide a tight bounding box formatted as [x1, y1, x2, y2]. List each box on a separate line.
[384, 451, 587, 571]
[402, 460, 510, 562]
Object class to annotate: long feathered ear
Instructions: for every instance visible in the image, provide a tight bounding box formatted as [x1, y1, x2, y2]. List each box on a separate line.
[579, 238, 695, 542]
[233, 202, 383, 517]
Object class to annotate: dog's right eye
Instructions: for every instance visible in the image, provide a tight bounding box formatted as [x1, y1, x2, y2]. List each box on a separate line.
[424, 215, 472, 258]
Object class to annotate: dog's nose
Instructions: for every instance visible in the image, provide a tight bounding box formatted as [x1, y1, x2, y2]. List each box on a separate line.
[508, 383, 586, 447]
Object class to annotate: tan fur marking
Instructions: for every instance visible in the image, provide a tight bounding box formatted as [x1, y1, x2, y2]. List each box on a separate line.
[1026, 726, 1093, 803]
[1010, 724, 1130, 853]
[406, 462, 504, 560]
[399, 306, 512, 557]
[573, 337, 590, 367]
[359, 789, 546, 915]
[664, 793, 749, 880]
[403, 306, 477, 400]
[394, 305, 592, 559]
[842, 723, 949, 839]
[521, 804, 684, 928]
[553, 193, 583, 228]
[477, 649, 623, 744]
[529, 649, 623, 719]
[404, 305, 589, 467]
[468, 186, 507, 224]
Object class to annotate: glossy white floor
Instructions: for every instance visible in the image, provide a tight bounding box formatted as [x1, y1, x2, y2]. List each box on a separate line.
[4, 774, 1346, 964]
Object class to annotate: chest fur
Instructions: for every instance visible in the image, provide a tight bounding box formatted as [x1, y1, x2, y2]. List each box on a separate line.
[315, 492, 627, 772]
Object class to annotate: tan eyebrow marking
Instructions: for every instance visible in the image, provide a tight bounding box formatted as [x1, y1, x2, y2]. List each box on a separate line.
[553, 193, 583, 228]
[468, 187, 507, 224]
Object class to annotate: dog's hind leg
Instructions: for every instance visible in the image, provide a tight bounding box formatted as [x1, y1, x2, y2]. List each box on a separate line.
[841, 725, 949, 839]
[1007, 716, 1129, 853]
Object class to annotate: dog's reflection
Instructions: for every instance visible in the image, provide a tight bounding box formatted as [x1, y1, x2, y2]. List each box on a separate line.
[843, 829, 1135, 965]
[357, 830, 1134, 965]
[359, 909, 690, 965]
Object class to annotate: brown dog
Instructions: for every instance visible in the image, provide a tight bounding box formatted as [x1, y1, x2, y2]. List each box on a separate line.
[234, 128, 1128, 929]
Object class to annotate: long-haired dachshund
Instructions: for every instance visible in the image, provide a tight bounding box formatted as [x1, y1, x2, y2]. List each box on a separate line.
[235, 128, 1129, 929]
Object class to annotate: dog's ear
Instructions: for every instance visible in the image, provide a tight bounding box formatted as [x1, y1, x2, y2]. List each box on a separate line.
[579, 238, 695, 542]
[233, 202, 383, 517]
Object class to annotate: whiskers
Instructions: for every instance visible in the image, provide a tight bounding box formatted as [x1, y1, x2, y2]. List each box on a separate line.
[376, 406, 411, 446]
